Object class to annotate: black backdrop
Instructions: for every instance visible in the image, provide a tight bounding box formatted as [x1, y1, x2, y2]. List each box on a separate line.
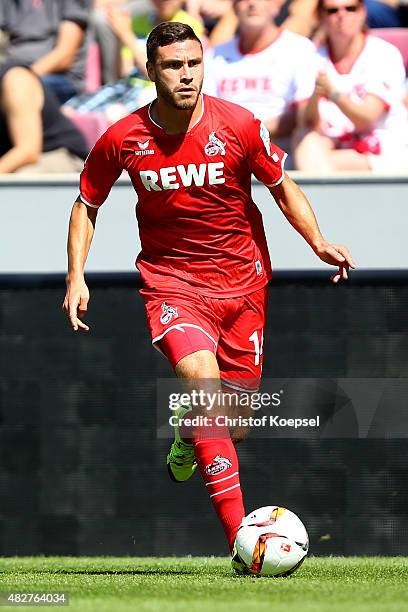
[0, 271, 407, 556]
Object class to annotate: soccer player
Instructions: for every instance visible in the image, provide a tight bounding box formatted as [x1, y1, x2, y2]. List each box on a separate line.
[62, 21, 355, 567]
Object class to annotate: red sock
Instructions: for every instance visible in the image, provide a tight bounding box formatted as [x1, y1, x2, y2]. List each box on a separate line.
[193, 431, 245, 553]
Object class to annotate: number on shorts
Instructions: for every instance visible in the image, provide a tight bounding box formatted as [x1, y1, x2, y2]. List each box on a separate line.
[249, 330, 264, 366]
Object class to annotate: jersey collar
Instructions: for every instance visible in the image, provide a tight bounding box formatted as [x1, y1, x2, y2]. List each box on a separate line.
[147, 94, 205, 135]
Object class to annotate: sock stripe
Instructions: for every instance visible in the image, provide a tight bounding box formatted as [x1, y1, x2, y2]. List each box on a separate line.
[192, 436, 245, 552]
[205, 471, 239, 486]
[209, 483, 241, 498]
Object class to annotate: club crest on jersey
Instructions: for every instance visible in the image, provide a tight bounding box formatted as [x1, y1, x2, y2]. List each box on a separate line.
[205, 455, 232, 476]
[205, 132, 226, 157]
[160, 302, 178, 325]
[135, 139, 155, 156]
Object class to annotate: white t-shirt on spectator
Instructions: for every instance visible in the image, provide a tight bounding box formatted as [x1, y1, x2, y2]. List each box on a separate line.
[314, 35, 408, 154]
[204, 30, 316, 122]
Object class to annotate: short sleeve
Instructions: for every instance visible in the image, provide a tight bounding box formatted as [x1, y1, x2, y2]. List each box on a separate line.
[244, 116, 287, 187]
[79, 128, 123, 209]
[62, 0, 91, 28]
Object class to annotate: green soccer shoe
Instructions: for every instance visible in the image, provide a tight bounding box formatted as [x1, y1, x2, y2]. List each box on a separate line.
[166, 405, 197, 483]
[231, 539, 248, 575]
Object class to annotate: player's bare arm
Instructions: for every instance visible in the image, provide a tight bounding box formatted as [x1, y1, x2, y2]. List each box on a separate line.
[269, 173, 356, 283]
[62, 199, 98, 332]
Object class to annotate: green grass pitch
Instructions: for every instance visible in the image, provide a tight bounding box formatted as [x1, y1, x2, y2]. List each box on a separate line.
[0, 556, 407, 612]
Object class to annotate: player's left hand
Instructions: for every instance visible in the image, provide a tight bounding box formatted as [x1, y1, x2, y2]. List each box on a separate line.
[315, 242, 356, 283]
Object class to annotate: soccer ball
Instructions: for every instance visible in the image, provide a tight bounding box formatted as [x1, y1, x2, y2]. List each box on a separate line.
[233, 506, 309, 577]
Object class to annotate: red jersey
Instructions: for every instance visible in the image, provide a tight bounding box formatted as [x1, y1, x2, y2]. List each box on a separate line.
[80, 94, 287, 298]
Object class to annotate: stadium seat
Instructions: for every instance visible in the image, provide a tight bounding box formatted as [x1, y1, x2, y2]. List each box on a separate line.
[66, 111, 110, 151]
[371, 28, 408, 74]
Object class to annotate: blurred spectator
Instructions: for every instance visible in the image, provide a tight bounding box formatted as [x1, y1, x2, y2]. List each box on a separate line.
[63, 70, 155, 124]
[207, 0, 322, 47]
[185, 0, 234, 40]
[294, 0, 408, 172]
[204, 0, 316, 158]
[0, 0, 91, 104]
[0, 63, 88, 174]
[92, 0, 204, 82]
[282, 0, 408, 35]
[208, 0, 408, 45]
[65, 0, 206, 125]
[278, 0, 319, 35]
[91, 0, 150, 84]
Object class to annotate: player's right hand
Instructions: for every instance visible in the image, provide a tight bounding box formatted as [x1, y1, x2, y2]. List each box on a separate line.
[314, 241, 356, 284]
[62, 279, 90, 332]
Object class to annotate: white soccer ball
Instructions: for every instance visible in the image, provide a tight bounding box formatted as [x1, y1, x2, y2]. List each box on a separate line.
[234, 506, 309, 577]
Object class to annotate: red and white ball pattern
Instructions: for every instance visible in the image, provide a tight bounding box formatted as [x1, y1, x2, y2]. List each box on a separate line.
[235, 506, 309, 577]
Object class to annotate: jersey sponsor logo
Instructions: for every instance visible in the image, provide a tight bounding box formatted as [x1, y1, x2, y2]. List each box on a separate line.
[135, 139, 155, 156]
[160, 302, 179, 325]
[204, 132, 226, 156]
[139, 162, 226, 191]
[205, 455, 232, 476]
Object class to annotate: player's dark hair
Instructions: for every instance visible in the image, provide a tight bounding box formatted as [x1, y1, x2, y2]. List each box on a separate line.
[146, 22, 203, 64]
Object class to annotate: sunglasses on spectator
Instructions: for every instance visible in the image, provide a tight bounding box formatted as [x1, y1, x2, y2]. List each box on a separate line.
[323, 4, 361, 14]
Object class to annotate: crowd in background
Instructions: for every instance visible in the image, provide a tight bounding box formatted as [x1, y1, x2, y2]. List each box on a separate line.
[0, 0, 407, 174]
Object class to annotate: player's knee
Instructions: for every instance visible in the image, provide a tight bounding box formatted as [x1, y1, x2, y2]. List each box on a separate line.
[230, 425, 251, 444]
[175, 350, 219, 379]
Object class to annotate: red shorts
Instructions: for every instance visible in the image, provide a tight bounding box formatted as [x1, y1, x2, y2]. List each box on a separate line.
[141, 286, 268, 391]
